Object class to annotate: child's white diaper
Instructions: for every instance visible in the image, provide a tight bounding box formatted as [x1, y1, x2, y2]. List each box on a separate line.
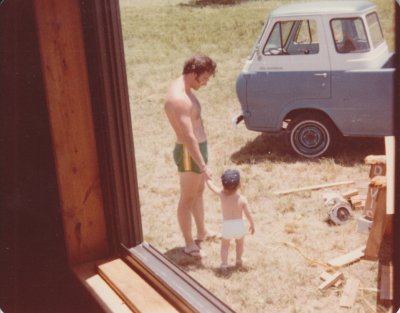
[222, 219, 246, 240]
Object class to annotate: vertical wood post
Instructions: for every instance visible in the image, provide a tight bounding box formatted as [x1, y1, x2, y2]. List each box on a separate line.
[34, 0, 109, 264]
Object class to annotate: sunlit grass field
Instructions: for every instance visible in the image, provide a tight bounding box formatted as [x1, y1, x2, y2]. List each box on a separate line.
[120, 1, 395, 312]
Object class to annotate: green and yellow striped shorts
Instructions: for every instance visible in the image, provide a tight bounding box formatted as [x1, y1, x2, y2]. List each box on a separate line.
[173, 141, 208, 174]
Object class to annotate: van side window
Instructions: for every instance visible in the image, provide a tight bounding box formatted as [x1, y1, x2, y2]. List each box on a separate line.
[367, 12, 384, 48]
[263, 19, 319, 55]
[331, 18, 370, 53]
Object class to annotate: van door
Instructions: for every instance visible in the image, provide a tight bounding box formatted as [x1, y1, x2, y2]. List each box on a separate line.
[245, 17, 331, 131]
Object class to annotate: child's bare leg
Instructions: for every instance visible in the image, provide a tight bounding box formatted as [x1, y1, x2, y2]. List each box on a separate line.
[220, 239, 230, 266]
[235, 237, 244, 265]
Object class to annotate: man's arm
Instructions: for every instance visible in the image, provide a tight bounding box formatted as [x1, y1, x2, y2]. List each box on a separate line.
[172, 98, 211, 178]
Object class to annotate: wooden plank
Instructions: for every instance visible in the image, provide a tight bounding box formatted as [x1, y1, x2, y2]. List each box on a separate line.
[364, 155, 386, 165]
[273, 180, 354, 196]
[385, 136, 395, 215]
[364, 177, 386, 219]
[350, 194, 367, 201]
[364, 187, 387, 260]
[327, 246, 365, 267]
[368, 164, 386, 178]
[319, 271, 332, 281]
[73, 261, 133, 313]
[98, 259, 179, 313]
[34, 0, 109, 264]
[319, 271, 342, 287]
[340, 278, 360, 308]
[318, 272, 343, 290]
[342, 189, 359, 199]
[379, 264, 393, 300]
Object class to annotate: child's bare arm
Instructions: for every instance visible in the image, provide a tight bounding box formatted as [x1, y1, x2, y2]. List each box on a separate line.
[206, 179, 222, 195]
[241, 196, 255, 234]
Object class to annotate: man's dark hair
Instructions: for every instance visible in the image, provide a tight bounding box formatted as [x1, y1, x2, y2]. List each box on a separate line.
[182, 54, 217, 76]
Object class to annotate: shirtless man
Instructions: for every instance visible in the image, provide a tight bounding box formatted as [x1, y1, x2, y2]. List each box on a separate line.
[164, 54, 217, 257]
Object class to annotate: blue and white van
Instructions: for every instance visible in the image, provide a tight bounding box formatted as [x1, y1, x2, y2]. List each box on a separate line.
[236, 0, 394, 158]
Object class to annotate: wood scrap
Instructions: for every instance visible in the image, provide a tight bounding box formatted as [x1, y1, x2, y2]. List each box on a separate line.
[318, 271, 343, 291]
[319, 271, 331, 281]
[351, 199, 365, 210]
[385, 136, 395, 215]
[364, 155, 386, 165]
[342, 189, 359, 199]
[369, 175, 387, 188]
[379, 264, 393, 300]
[319, 271, 342, 287]
[364, 180, 386, 219]
[273, 180, 354, 196]
[364, 188, 388, 260]
[327, 246, 365, 267]
[350, 194, 366, 201]
[340, 278, 360, 308]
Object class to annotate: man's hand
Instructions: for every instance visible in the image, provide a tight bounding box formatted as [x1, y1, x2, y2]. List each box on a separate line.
[201, 165, 212, 180]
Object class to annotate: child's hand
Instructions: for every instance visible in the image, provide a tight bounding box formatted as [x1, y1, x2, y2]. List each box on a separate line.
[249, 225, 255, 235]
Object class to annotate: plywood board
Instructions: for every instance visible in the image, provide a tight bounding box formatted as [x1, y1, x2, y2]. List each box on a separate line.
[340, 278, 360, 308]
[328, 246, 365, 267]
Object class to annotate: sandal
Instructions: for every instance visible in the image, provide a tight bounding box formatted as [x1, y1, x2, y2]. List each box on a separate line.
[183, 246, 202, 258]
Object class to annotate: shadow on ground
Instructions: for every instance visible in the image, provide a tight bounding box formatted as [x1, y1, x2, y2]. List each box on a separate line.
[164, 247, 204, 270]
[230, 133, 385, 166]
[164, 247, 252, 278]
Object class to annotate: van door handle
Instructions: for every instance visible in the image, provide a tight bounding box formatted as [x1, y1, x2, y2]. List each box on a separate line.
[314, 73, 328, 78]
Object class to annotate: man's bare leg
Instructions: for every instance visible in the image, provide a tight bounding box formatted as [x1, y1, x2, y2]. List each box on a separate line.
[191, 179, 208, 240]
[178, 172, 203, 250]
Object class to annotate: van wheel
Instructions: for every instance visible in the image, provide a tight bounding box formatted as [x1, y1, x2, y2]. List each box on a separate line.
[287, 113, 337, 158]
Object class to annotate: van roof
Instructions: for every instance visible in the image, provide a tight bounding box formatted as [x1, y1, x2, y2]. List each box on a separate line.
[270, 1, 375, 18]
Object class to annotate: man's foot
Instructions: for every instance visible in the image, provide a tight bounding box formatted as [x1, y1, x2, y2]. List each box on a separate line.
[183, 245, 203, 258]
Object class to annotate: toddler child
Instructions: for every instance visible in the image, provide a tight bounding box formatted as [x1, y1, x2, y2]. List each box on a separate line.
[206, 169, 255, 272]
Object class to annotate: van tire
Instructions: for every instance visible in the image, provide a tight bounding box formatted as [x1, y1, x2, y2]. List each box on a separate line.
[287, 113, 337, 158]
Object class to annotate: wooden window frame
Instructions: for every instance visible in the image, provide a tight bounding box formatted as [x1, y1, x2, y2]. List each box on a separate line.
[33, 0, 400, 311]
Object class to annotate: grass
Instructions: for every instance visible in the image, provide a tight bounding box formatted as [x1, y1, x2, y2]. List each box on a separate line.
[120, 1, 394, 312]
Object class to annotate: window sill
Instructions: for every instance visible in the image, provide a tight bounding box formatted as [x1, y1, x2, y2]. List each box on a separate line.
[73, 243, 235, 313]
